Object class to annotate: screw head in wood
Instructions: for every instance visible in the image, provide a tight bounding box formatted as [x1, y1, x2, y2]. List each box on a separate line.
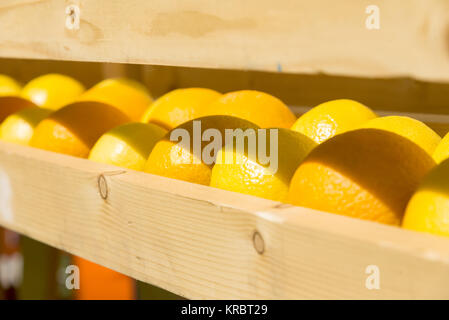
[252, 231, 265, 255]
[98, 174, 108, 200]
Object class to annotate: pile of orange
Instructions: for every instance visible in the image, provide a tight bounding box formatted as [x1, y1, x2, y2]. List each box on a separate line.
[2, 72, 449, 297]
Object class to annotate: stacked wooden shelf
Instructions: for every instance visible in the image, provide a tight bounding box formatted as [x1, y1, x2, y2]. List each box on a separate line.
[0, 0, 449, 81]
[0, 0, 449, 299]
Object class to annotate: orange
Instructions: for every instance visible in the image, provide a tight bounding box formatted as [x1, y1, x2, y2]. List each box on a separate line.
[1, 107, 53, 145]
[358, 116, 441, 155]
[291, 99, 377, 144]
[89, 122, 166, 171]
[21, 74, 85, 110]
[0, 75, 21, 97]
[141, 88, 221, 130]
[144, 115, 259, 185]
[0, 97, 37, 123]
[78, 78, 152, 121]
[433, 132, 449, 164]
[211, 128, 316, 201]
[30, 101, 130, 158]
[205, 90, 296, 128]
[287, 129, 435, 226]
[403, 158, 449, 237]
[74, 257, 135, 300]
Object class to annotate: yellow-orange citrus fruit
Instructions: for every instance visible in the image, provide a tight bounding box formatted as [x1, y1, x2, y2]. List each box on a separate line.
[144, 115, 259, 185]
[287, 129, 435, 226]
[30, 101, 130, 158]
[403, 158, 449, 237]
[1, 107, 53, 145]
[358, 116, 441, 155]
[78, 78, 152, 121]
[75, 258, 135, 300]
[205, 90, 296, 128]
[210, 128, 316, 201]
[0, 75, 21, 96]
[21, 74, 85, 110]
[141, 88, 222, 130]
[433, 132, 449, 164]
[89, 122, 166, 171]
[291, 99, 377, 144]
[0, 96, 37, 123]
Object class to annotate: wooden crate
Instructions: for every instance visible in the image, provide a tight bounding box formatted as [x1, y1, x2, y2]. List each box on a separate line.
[0, 0, 449, 300]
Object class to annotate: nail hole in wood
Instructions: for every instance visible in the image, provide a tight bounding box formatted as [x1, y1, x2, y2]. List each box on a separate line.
[98, 174, 108, 200]
[253, 231, 265, 255]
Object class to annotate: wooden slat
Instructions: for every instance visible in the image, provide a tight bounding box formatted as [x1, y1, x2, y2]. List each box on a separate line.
[0, 0, 449, 82]
[1, 141, 449, 299]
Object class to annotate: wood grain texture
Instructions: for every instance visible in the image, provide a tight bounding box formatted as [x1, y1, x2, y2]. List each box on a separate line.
[1, 141, 449, 299]
[0, 0, 449, 82]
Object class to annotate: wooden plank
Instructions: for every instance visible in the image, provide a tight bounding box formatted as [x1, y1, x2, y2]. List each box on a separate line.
[0, 1, 448, 82]
[1, 141, 449, 299]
